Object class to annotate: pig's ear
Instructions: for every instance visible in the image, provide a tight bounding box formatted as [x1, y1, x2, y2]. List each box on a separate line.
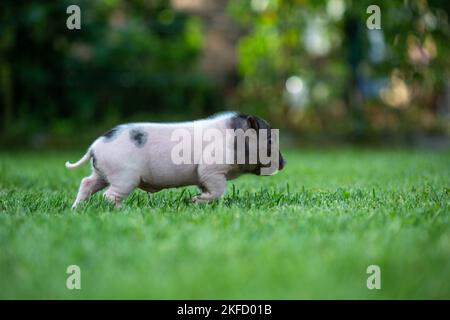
[246, 116, 259, 130]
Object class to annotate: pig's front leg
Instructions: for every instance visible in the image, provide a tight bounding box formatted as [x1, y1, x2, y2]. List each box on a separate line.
[192, 173, 226, 203]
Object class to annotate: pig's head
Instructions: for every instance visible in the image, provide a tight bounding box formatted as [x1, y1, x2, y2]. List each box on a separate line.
[230, 113, 286, 176]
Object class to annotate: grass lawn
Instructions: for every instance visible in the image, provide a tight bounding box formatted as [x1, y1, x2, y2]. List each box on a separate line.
[0, 149, 449, 299]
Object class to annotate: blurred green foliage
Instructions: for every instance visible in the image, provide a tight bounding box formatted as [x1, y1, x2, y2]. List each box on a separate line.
[0, 0, 221, 147]
[1, 0, 450, 147]
[229, 0, 450, 141]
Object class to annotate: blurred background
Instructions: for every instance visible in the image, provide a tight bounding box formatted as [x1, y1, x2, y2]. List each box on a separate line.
[0, 0, 449, 149]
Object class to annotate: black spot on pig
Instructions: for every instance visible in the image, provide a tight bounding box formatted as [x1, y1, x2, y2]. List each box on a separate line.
[229, 113, 248, 130]
[102, 126, 121, 141]
[91, 150, 107, 180]
[129, 128, 147, 148]
[229, 113, 280, 173]
[91, 151, 98, 171]
[229, 114, 255, 166]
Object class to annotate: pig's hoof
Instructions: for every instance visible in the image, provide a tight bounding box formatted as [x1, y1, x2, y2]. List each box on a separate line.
[192, 195, 215, 204]
[192, 196, 207, 204]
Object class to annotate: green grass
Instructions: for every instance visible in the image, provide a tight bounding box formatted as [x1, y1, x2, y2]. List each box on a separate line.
[0, 149, 449, 299]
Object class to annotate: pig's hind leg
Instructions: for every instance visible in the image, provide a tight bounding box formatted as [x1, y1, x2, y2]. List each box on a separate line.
[103, 175, 139, 208]
[72, 172, 107, 209]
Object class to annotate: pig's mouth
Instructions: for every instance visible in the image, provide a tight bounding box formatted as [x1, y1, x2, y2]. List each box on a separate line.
[278, 154, 286, 171]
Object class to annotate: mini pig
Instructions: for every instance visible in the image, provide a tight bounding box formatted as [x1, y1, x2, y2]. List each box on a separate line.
[66, 112, 286, 208]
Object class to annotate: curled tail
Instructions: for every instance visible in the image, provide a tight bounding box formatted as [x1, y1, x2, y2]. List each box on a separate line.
[65, 150, 92, 169]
